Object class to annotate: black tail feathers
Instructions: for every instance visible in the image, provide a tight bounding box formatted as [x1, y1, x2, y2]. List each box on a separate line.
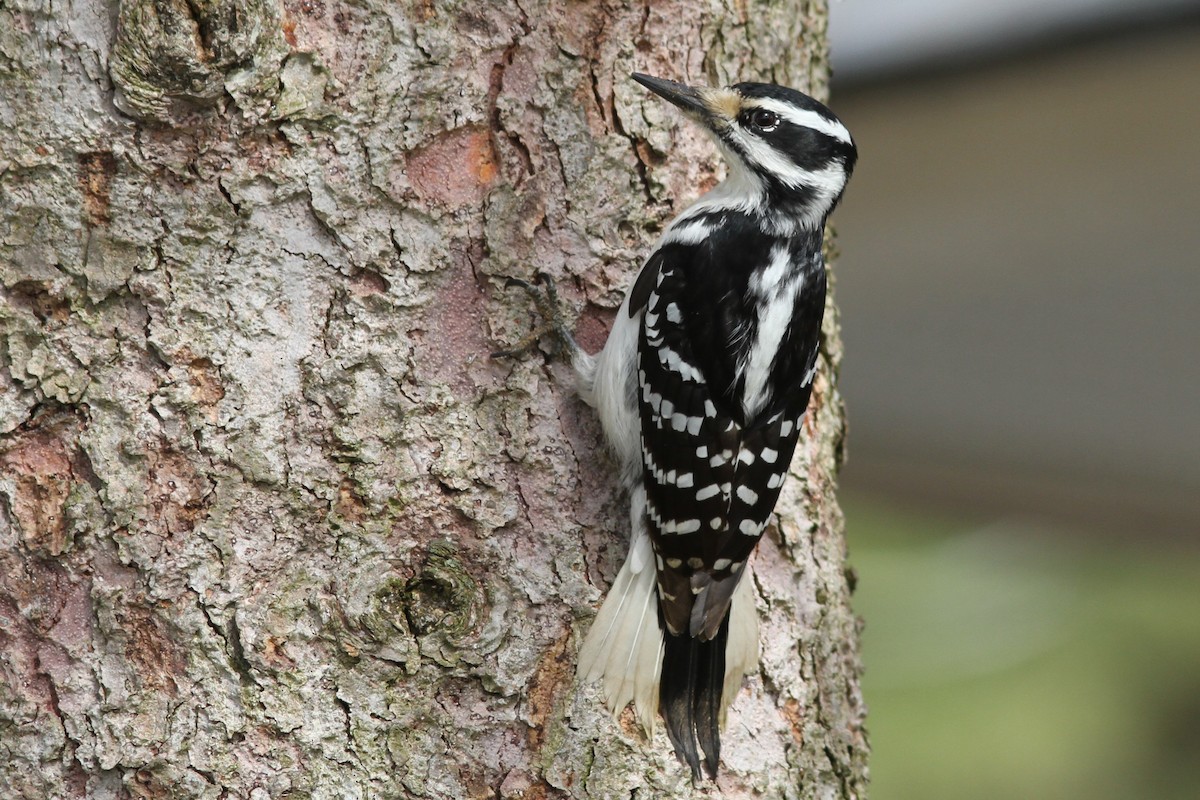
[659, 615, 730, 780]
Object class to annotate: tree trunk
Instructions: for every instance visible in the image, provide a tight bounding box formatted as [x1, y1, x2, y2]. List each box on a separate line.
[0, 1, 867, 798]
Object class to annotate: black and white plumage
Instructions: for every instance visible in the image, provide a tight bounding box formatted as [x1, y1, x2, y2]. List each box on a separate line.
[566, 74, 857, 779]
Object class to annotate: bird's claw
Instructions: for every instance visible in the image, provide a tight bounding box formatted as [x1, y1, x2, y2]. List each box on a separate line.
[492, 272, 577, 360]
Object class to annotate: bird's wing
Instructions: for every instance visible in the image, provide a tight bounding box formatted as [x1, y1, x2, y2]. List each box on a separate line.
[635, 243, 804, 640]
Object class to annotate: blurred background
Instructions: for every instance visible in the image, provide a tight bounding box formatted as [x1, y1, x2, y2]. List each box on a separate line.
[826, 1, 1200, 797]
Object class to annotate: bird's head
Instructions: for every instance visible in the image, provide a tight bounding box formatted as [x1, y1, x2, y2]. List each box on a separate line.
[633, 73, 857, 229]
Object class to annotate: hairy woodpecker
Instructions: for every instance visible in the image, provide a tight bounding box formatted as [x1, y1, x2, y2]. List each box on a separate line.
[501, 74, 856, 779]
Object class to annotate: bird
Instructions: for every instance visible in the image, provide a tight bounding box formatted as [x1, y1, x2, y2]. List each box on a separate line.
[498, 72, 857, 779]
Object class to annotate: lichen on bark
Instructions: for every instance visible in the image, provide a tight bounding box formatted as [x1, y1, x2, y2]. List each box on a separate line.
[109, 0, 292, 123]
[0, 1, 866, 798]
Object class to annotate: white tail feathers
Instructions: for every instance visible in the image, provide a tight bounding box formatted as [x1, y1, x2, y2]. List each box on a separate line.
[576, 488, 760, 734]
[721, 570, 759, 726]
[576, 488, 664, 733]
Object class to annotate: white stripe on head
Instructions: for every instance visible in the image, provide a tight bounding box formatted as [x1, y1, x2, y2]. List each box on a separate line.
[650, 86, 851, 231]
[719, 129, 847, 229]
[743, 97, 853, 146]
[732, 131, 848, 198]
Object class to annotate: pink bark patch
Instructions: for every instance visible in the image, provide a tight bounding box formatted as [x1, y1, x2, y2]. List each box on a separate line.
[572, 305, 614, 355]
[1, 424, 76, 556]
[419, 243, 489, 393]
[406, 126, 499, 209]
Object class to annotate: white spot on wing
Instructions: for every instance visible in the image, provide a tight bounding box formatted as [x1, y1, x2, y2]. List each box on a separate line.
[736, 485, 759, 505]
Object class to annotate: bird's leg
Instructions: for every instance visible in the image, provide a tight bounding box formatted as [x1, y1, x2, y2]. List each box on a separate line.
[492, 272, 582, 362]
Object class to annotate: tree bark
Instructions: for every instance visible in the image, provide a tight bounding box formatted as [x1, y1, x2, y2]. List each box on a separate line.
[0, 1, 867, 798]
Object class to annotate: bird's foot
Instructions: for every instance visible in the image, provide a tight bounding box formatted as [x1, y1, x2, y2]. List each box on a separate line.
[492, 272, 580, 361]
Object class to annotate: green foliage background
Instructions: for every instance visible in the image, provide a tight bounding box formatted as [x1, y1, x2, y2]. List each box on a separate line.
[847, 494, 1200, 800]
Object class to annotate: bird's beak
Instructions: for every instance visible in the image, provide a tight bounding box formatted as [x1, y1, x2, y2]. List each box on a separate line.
[632, 73, 709, 118]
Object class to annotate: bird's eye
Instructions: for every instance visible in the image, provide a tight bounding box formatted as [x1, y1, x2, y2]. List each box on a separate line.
[748, 109, 779, 131]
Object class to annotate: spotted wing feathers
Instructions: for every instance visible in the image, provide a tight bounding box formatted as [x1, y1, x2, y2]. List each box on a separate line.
[637, 258, 801, 640]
